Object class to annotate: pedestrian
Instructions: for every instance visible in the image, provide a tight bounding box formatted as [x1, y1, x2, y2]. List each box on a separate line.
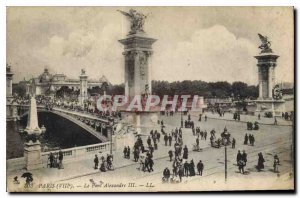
[237, 159, 245, 174]
[134, 148, 139, 162]
[148, 157, 154, 172]
[183, 145, 188, 159]
[164, 134, 168, 146]
[244, 133, 248, 145]
[127, 146, 131, 159]
[178, 165, 184, 182]
[172, 161, 178, 176]
[242, 150, 247, 166]
[251, 135, 255, 146]
[147, 136, 152, 147]
[58, 149, 64, 169]
[236, 150, 242, 164]
[168, 134, 172, 146]
[232, 138, 236, 149]
[123, 146, 127, 158]
[273, 155, 280, 173]
[274, 117, 278, 125]
[184, 161, 189, 177]
[189, 159, 196, 176]
[157, 132, 161, 142]
[168, 150, 173, 162]
[49, 152, 54, 168]
[163, 167, 171, 182]
[94, 154, 99, 169]
[196, 137, 199, 148]
[197, 160, 204, 176]
[258, 113, 261, 120]
[199, 113, 202, 122]
[257, 152, 265, 171]
[204, 130, 207, 140]
[204, 115, 207, 122]
[153, 138, 158, 150]
[100, 159, 106, 172]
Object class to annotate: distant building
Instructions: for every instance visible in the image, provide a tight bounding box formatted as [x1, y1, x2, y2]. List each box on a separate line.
[13, 68, 110, 97]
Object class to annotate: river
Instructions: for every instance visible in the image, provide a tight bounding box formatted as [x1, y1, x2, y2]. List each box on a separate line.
[7, 111, 101, 159]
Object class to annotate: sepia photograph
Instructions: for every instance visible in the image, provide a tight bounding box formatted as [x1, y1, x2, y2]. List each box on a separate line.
[5, 6, 294, 192]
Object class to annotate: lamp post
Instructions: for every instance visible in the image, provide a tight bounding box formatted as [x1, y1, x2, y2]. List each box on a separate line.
[224, 139, 228, 182]
[180, 98, 183, 128]
[108, 118, 114, 155]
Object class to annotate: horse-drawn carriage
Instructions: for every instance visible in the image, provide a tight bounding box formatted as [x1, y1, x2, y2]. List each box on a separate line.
[210, 131, 231, 148]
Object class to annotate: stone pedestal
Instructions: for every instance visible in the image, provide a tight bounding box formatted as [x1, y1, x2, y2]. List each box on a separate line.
[122, 111, 159, 134]
[24, 140, 43, 170]
[255, 99, 286, 116]
[113, 133, 135, 151]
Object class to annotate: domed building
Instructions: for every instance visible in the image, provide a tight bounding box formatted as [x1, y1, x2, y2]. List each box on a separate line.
[38, 68, 53, 83]
[16, 68, 110, 99]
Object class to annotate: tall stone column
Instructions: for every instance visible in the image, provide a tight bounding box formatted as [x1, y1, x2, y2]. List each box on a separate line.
[258, 67, 263, 99]
[117, 9, 159, 137]
[268, 66, 273, 99]
[119, 34, 157, 101]
[79, 69, 88, 106]
[255, 54, 279, 100]
[254, 34, 285, 116]
[6, 64, 13, 102]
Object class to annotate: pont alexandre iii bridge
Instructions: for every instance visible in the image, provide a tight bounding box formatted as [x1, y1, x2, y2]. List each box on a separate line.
[9, 104, 112, 142]
[6, 104, 116, 171]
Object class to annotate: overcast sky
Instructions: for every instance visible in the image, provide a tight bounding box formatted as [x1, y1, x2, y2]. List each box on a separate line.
[7, 7, 294, 85]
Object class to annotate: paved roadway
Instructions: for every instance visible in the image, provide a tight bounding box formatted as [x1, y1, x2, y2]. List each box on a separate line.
[7, 112, 293, 192]
[54, 113, 294, 191]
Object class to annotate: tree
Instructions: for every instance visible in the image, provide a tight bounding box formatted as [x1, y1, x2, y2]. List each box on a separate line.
[231, 81, 248, 99]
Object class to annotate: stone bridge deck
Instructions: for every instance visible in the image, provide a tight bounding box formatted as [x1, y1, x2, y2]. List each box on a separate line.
[15, 105, 111, 142]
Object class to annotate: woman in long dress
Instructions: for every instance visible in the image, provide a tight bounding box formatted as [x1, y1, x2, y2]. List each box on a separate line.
[257, 152, 265, 171]
[183, 145, 188, 159]
[189, 159, 196, 176]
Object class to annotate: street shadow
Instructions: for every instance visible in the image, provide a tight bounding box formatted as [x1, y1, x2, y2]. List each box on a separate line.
[234, 171, 250, 175]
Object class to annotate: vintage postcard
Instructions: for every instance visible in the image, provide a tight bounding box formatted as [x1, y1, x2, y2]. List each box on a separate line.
[6, 7, 294, 192]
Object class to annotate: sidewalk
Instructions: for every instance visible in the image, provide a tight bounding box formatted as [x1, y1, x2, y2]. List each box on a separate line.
[7, 125, 200, 184]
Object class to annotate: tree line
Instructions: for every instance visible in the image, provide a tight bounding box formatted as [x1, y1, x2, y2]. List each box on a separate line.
[13, 80, 258, 100]
[108, 80, 258, 100]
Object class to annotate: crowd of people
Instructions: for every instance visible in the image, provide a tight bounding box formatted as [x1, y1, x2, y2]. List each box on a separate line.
[12, 95, 121, 120]
[244, 133, 255, 146]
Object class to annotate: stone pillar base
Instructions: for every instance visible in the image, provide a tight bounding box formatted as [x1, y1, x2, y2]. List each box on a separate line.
[255, 99, 285, 117]
[24, 127, 42, 135]
[122, 111, 159, 134]
[24, 140, 43, 170]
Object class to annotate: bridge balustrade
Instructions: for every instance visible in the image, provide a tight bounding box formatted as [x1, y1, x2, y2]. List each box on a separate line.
[7, 142, 114, 171]
[41, 141, 113, 165]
